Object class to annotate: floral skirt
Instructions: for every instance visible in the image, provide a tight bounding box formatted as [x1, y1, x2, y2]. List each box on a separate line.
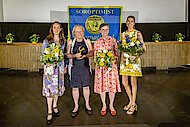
[42, 62, 65, 97]
[94, 64, 121, 94]
[120, 53, 142, 77]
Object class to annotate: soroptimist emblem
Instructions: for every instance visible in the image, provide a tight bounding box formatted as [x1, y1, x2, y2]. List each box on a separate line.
[85, 15, 104, 35]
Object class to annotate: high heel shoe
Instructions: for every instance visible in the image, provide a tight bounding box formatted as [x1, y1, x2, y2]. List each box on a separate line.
[100, 107, 107, 116]
[109, 107, 117, 116]
[123, 103, 131, 111]
[126, 104, 138, 115]
[53, 107, 60, 117]
[46, 113, 53, 125]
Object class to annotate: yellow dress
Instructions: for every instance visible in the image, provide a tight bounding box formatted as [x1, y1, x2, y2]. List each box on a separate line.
[119, 29, 142, 77]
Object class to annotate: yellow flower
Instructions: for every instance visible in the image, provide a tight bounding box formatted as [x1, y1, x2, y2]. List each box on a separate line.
[107, 51, 112, 57]
[8, 33, 12, 36]
[100, 53, 105, 58]
[122, 41, 126, 46]
[45, 54, 51, 60]
[54, 48, 59, 53]
[132, 37, 137, 42]
[99, 61, 104, 66]
[45, 48, 50, 51]
[126, 65, 133, 69]
[33, 34, 36, 36]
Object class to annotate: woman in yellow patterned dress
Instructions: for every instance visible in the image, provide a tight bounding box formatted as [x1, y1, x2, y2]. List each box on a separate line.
[120, 16, 146, 115]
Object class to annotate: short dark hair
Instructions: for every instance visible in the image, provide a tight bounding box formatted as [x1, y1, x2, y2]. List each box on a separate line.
[127, 16, 135, 23]
[99, 23, 109, 30]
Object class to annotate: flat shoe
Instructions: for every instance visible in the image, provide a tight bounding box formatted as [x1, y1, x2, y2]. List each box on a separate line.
[71, 109, 79, 117]
[100, 107, 107, 116]
[85, 107, 92, 115]
[109, 107, 117, 116]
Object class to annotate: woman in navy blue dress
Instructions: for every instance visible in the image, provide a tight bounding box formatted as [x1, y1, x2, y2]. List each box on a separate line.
[66, 25, 93, 117]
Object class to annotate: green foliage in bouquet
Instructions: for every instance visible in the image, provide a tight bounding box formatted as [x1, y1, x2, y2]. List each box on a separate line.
[40, 43, 64, 65]
[118, 34, 145, 57]
[95, 49, 116, 69]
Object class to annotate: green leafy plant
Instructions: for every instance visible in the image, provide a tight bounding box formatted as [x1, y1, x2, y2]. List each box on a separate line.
[29, 34, 40, 44]
[5, 33, 14, 42]
[175, 33, 185, 41]
[152, 33, 162, 42]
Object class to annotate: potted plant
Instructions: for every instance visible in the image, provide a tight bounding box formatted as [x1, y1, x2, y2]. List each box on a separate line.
[152, 33, 162, 42]
[29, 34, 40, 44]
[175, 33, 185, 42]
[5, 33, 14, 43]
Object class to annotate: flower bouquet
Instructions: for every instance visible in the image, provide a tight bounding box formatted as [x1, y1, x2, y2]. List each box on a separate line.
[118, 34, 145, 64]
[29, 34, 40, 44]
[40, 43, 64, 75]
[5, 33, 14, 43]
[95, 49, 116, 69]
[152, 33, 162, 42]
[175, 33, 185, 42]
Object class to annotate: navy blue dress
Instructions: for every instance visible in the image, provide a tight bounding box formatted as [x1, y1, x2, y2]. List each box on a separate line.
[67, 40, 92, 88]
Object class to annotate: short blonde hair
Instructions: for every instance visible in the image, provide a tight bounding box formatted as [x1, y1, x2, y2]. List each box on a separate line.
[72, 25, 85, 37]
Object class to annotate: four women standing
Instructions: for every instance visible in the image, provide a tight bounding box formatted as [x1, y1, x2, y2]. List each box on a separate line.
[42, 16, 145, 124]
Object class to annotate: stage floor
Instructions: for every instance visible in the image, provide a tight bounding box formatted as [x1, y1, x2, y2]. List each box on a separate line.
[0, 67, 190, 127]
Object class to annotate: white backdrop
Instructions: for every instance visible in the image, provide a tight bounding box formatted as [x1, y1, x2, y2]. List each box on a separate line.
[2, 0, 187, 23]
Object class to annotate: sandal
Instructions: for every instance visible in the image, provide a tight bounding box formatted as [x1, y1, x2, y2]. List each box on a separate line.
[126, 104, 138, 115]
[123, 103, 131, 111]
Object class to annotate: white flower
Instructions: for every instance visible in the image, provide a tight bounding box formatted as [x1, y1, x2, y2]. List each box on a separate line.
[130, 42, 135, 46]
[124, 53, 129, 58]
[129, 34, 133, 37]
[44, 50, 49, 54]
[55, 53, 59, 57]
[120, 64, 124, 69]
[100, 58, 104, 62]
[52, 43, 55, 47]
[136, 40, 140, 44]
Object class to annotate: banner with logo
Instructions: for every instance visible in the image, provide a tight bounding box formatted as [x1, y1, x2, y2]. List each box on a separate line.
[68, 6, 123, 42]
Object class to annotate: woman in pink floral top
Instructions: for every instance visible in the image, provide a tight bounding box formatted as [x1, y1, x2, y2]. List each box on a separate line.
[94, 23, 121, 116]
